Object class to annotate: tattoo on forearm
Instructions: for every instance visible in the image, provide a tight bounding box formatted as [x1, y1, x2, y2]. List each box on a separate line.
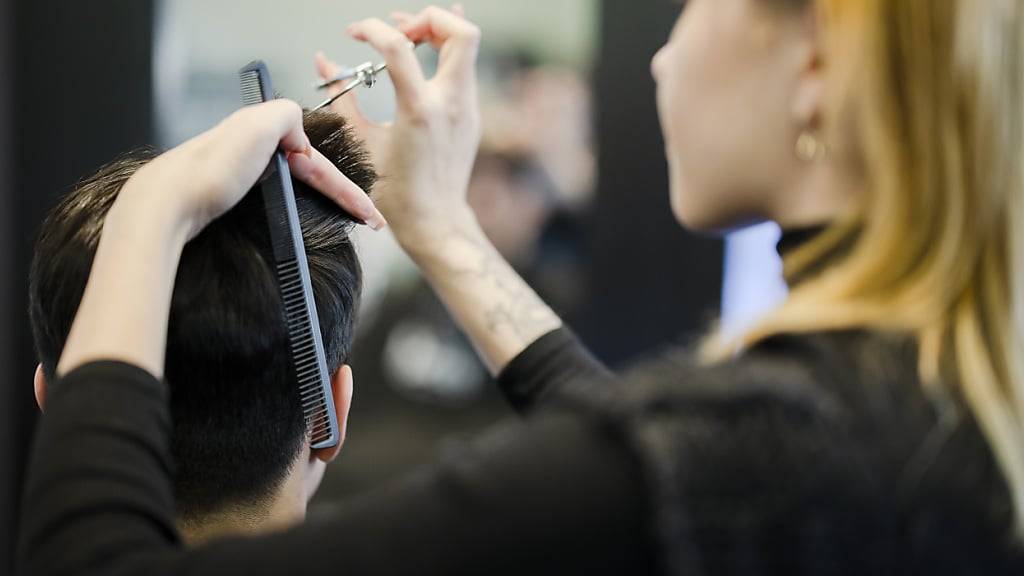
[435, 227, 560, 345]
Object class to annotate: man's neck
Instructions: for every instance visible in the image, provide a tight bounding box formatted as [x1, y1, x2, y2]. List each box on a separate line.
[179, 469, 308, 545]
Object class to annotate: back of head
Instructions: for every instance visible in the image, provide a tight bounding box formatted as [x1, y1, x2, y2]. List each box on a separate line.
[29, 109, 376, 521]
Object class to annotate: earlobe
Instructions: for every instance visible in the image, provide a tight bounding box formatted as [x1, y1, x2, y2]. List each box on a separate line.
[33, 364, 47, 412]
[311, 364, 353, 464]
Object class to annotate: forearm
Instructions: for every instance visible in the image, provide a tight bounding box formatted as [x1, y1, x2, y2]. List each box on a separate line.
[55, 183, 189, 378]
[398, 214, 562, 376]
[19, 361, 647, 576]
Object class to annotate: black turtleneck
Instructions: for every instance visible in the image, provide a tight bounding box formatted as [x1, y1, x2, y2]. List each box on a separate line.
[17, 230, 1022, 575]
[776, 225, 827, 260]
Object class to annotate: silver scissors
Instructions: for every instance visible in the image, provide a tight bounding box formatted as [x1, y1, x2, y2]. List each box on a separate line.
[312, 61, 388, 111]
[311, 43, 420, 111]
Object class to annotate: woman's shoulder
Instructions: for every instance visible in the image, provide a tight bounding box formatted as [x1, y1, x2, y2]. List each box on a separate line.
[553, 329, 1021, 574]
[558, 329, 917, 424]
[570, 328, 977, 496]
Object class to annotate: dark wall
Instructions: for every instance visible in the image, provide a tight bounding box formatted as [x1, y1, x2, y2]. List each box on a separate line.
[578, 0, 722, 366]
[2, 1, 155, 570]
[1, 0, 15, 568]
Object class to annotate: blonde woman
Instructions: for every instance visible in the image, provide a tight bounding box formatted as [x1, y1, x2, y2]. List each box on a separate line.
[18, 1, 1024, 574]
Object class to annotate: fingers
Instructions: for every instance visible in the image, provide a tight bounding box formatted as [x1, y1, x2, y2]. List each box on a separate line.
[265, 99, 312, 157]
[314, 51, 372, 129]
[221, 100, 385, 230]
[288, 147, 387, 231]
[215, 100, 311, 197]
[232, 99, 311, 158]
[389, 10, 414, 23]
[346, 18, 427, 111]
[391, 5, 480, 82]
[314, 50, 342, 92]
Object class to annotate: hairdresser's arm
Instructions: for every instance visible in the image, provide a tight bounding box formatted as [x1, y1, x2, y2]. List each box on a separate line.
[17, 97, 648, 576]
[54, 100, 384, 378]
[20, 360, 651, 576]
[324, 7, 571, 377]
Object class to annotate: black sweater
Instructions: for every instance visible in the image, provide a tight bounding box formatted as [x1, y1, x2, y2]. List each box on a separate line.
[17, 329, 1024, 573]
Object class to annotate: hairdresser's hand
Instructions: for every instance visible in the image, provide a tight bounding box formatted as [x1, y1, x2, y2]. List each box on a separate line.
[316, 7, 562, 375]
[57, 100, 384, 378]
[120, 99, 384, 241]
[317, 5, 481, 247]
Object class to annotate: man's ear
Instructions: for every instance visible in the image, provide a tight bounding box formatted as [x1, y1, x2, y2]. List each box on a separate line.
[311, 364, 353, 464]
[34, 364, 47, 412]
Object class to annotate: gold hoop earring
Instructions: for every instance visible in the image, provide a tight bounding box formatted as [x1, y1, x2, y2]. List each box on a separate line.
[795, 131, 828, 163]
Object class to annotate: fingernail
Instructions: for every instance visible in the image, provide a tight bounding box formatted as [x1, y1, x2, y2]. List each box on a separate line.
[366, 212, 388, 231]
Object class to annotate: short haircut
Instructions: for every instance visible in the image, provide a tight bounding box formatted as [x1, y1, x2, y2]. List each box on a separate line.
[28, 109, 376, 520]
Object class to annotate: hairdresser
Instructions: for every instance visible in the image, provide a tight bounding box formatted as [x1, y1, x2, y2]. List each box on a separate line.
[18, 2, 1024, 575]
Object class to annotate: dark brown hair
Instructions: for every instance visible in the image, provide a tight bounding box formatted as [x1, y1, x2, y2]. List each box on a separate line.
[29, 109, 376, 520]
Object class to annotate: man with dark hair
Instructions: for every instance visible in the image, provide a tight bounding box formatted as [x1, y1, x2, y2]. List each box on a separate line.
[27, 109, 376, 542]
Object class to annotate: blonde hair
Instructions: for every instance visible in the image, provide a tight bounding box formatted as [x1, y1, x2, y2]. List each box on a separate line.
[710, 0, 1024, 538]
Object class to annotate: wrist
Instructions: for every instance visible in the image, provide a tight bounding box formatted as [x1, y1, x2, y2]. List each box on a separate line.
[396, 212, 496, 283]
[109, 177, 193, 252]
[392, 206, 483, 257]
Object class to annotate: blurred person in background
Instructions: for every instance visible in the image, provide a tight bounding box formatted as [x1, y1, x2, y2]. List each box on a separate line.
[18, 2, 1024, 576]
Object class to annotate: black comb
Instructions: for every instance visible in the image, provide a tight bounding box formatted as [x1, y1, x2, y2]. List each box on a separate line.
[239, 61, 339, 449]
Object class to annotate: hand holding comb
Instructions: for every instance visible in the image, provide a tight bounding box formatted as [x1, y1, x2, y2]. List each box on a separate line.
[239, 61, 340, 449]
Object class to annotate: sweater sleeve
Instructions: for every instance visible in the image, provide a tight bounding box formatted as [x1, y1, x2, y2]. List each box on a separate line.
[17, 360, 652, 576]
[496, 327, 613, 414]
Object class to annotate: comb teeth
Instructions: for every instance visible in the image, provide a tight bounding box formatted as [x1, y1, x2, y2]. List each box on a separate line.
[239, 60, 337, 449]
[239, 70, 265, 105]
[277, 258, 334, 446]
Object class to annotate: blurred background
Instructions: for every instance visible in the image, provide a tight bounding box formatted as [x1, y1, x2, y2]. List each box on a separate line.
[0, 0, 786, 567]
